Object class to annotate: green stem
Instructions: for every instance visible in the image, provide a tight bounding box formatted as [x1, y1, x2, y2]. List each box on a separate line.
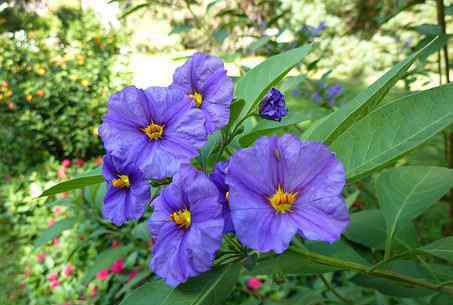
[367, 250, 410, 273]
[289, 247, 453, 295]
[319, 274, 353, 305]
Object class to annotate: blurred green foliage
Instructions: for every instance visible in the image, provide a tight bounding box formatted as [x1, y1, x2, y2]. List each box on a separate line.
[0, 7, 130, 176]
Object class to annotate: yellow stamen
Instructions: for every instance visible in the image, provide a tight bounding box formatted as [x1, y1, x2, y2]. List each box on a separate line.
[268, 185, 297, 213]
[225, 191, 229, 202]
[189, 91, 203, 108]
[142, 122, 164, 140]
[170, 208, 191, 229]
[112, 175, 130, 188]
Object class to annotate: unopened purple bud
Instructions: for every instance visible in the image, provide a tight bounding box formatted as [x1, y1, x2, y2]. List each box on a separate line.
[259, 88, 288, 122]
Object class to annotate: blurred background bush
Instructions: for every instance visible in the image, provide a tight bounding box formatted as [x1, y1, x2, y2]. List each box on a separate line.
[0, 0, 451, 304]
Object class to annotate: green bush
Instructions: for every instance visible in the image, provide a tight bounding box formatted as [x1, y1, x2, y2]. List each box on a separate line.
[0, 8, 130, 175]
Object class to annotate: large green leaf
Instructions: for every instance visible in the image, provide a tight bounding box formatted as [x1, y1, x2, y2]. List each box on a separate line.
[34, 218, 76, 247]
[376, 166, 453, 254]
[331, 84, 453, 180]
[304, 37, 438, 144]
[419, 237, 453, 263]
[238, 111, 312, 147]
[345, 210, 418, 250]
[83, 246, 131, 284]
[232, 44, 312, 127]
[40, 169, 103, 197]
[119, 263, 240, 305]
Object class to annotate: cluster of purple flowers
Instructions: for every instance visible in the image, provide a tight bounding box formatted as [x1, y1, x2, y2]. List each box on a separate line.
[311, 83, 343, 107]
[99, 52, 349, 287]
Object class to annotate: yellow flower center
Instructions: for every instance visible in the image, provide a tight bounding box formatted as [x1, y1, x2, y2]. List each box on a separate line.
[142, 122, 164, 140]
[268, 185, 297, 213]
[225, 191, 229, 202]
[170, 208, 191, 229]
[112, 175, 130, 188]
[189, 91, 203, 108]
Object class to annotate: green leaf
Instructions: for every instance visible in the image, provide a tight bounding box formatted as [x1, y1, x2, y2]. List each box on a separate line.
[331, 84, 453, 180]
[431, 293, 452, 305]
[169, 24, 193, 35]
[420, 237, 453, 263]
[304, 37, 439, 144]
[345, 210, 417, 250]
[238, 111, 312, 147]
[40, 172, 104, 197]
[352, 260, 436, 297]
[116, 270, 151, 298]
[34, 218, 76, 247]
[376, 166, 453, 254]
[247, 36, 272, 52]
[233, 44, 312, 128]
[119, 263, 240, 305]
[83, 246, 131, 284]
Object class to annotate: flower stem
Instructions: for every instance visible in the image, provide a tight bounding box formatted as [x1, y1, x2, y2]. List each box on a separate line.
[290, 247, 453, 295]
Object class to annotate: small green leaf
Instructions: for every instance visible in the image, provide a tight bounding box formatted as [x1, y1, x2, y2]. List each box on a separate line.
[120, 263, 240, 305]
[116, 270, 151, 298]
[40, 172, 104, 197]
[331, 84, 453, 180]
[233, 44, 312, 128]
[304, 37, 439, 144]
[34, 218, 76, 247]
[419, 237, 453, 263]
[376, 166, 453, 255]
[83, 246, 131, 284]
[239, 111, 312, 147]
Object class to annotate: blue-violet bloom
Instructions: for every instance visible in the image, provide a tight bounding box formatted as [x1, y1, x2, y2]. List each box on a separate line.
[259, 88, 288, 122]
[170, 52, 234, 134]
[148, 166, 224, 287]
[102, 153, 150, 226]
[209, 161, 234, 233]
[226, 135, 349, 254]
[99, 86, 207, 180]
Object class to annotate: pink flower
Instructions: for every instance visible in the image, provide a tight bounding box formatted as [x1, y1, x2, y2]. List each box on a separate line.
[24, 270, 31, 277]
[53, 206, 62, 216]
[76, 159, 85, 168]
[96, 269, 109, 281]
[61, 159, 72, 168]
[111, 240, 120, 248]
[111, 259, 124, 274]
[48, 218, 56, 228]
[36, 253, 47, 263]
[52, 238, 60, 246]
[50, 280, 59, 289]
[57, 167, 67, 179]
[19, 282, 25, 289]
[90, 286, 98, 297]
[95, 156, 103, 165]
[47, 272, 58, 282]
[246, 277, 263, 291]
[128, 271, 138, 282]
[63, 264, 75, 277]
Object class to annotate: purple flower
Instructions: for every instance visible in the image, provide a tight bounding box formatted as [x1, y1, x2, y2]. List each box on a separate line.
[225, 135, 349, 253]
[170, 52, 234, 134]
[148, 166, 224, 287]
[102, 154, 150, 226]
[259, 88, 288, 122]
[326, 84, 343, 107]
[99, 86, 207, 180]
[209, 161, 234, 233]
[311, 91, 322, 104]
[312, 21, 326, 36]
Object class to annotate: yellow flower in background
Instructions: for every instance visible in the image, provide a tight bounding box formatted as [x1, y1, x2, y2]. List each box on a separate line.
[76, 55, 85, 65]
[6, 91, 13, 97]
[81, 80, 90, 87]
[92, 127, 99, 136]
[26, 95, 33, 102]
[37, 67, 46, 75]
[69, 75, 78, 81]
